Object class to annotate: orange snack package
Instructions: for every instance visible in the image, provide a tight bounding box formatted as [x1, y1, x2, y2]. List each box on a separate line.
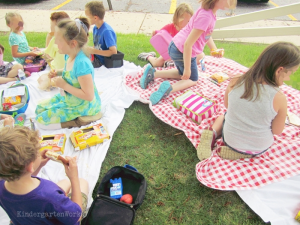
[4, 96, 22, 105]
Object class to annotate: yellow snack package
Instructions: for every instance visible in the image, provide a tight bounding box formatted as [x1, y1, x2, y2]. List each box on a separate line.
[210, 72, 229, 83]
[70, 123, 110, 151]
[4, 96, 22, 105]
[39, 134, 66, 154]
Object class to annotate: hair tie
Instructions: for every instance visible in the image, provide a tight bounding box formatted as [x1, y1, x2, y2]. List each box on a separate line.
[74, 19, 89, 34]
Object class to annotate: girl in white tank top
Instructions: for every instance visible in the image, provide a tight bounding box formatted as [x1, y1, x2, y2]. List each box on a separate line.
[197, 41, 300, 161]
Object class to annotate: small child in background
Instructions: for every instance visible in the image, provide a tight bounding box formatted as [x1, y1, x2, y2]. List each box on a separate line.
[138, 3, 195, 68]
[197, 42, 300, 161]
[5, 12, 39, 65]
[140, 0, 236, 105]
[44, 11, 70, 70]
[85, 1, 117, 68]
[0, 126, 89, 225]
[35, 18, 101, 130]
[0, 44, 23, 84]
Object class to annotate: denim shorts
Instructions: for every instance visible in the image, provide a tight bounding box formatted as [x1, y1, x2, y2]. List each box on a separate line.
[168, 41, 198, 81]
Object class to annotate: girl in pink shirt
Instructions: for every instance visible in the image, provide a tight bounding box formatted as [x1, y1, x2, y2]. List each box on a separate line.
[138, 3, 194, 68]
[140, 0, 237, 105]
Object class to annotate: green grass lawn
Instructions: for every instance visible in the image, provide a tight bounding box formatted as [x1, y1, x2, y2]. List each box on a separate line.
[2, 32, 299, 224]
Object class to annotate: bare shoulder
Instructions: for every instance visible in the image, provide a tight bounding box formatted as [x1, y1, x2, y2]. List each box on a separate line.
[227, 74, 242, 92]
[274, 89, 286, 101]
[229, 74, 242, 84]
[273, 89, 287, 112]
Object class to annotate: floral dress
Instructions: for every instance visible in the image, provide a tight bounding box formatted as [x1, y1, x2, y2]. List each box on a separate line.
[35, 50, 101, 125]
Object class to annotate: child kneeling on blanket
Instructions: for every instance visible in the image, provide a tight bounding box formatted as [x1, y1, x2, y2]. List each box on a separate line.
[0, 126, 89, 225]
[197, 42, 300, 161]
[35, 17, 101, 130]
[139, 0, 235, 105]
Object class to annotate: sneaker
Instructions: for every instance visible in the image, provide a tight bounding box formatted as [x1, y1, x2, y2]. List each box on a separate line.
[197, 128, 215, 161]
[149, 81, 172, 105]
[163, 60, 175, 68]
[140, 64, 155, 89]
[138, 52, 156, 61]
[14, 113, 26, 126]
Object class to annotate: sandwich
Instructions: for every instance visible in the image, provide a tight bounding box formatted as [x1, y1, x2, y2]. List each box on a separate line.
[45, 151, 69, 166]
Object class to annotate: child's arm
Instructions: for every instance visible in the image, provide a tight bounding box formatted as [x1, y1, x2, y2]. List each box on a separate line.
[53, 74, 95, 101]
[48, 69, 63, 78]
[63, 156, 83, 220]
[206, 37, 217, 52]
[87, 45, 117, 57]
[271, 91, 287, 135]
[1, 114, 14, 127]
[182, 29, 203, 80]
[11, 45, 38, 58]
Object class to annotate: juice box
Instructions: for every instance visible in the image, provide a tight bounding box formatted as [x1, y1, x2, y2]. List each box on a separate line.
[39, 134, 66, 154]
[70, 123, 110, 151]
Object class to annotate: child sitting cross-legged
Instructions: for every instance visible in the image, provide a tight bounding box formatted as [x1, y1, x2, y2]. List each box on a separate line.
[197, 42, 300, 161]
[0, 43, 23, 84]
[35, 17, 101, 130]
[0, 126, 89, 225]
[85, 1, 118, 68]
[44, 11, 70, 70]
[5, 12, 39, 65]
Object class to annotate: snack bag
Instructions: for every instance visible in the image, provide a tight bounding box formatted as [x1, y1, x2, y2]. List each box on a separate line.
[210, 49, 224, 57]
[4, 96, 22, 105]
[210, 72, 229, 83]
[39, 134, 66, 154]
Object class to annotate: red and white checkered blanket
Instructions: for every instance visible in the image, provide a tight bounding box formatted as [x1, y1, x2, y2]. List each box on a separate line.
[125, 56, 300, 190]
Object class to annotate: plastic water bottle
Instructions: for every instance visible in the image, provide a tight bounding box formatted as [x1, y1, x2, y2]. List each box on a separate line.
[18, 69, 26, 81]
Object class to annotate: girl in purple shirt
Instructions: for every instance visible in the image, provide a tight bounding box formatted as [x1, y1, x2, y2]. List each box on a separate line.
[140, 0, 237, 105]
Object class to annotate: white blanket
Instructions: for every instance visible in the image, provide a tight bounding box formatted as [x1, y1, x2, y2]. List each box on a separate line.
[0, 61, 141, 223]
[237, 175, 300, 225]
[1, 61, 299, 224]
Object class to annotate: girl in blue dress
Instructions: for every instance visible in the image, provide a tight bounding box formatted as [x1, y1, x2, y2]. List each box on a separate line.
[35, 18, 101, 129]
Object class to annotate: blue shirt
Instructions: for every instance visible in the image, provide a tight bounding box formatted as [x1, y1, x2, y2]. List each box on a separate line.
[64, 50, 95, 78]
[93, 22, 117, 64]
[0, 177, 81, 225]
[8, 31, 30, 64]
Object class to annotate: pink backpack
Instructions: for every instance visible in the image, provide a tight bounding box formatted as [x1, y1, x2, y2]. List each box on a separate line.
[150, 30, 172, 60]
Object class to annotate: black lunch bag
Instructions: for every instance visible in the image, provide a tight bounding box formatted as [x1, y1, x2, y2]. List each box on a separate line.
[82, 165, 147, 225]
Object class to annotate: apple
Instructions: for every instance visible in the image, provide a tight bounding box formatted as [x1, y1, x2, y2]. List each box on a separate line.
[120, 194, 133, 204]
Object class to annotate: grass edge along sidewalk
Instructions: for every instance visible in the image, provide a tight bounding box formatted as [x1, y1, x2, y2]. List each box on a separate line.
[2, 31, 296, 224]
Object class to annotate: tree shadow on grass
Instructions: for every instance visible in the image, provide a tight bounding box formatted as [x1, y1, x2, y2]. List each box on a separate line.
[0, 0, 43, 4]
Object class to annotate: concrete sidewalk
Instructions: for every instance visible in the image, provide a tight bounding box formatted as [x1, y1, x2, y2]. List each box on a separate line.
[1, 9, 300, 46]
